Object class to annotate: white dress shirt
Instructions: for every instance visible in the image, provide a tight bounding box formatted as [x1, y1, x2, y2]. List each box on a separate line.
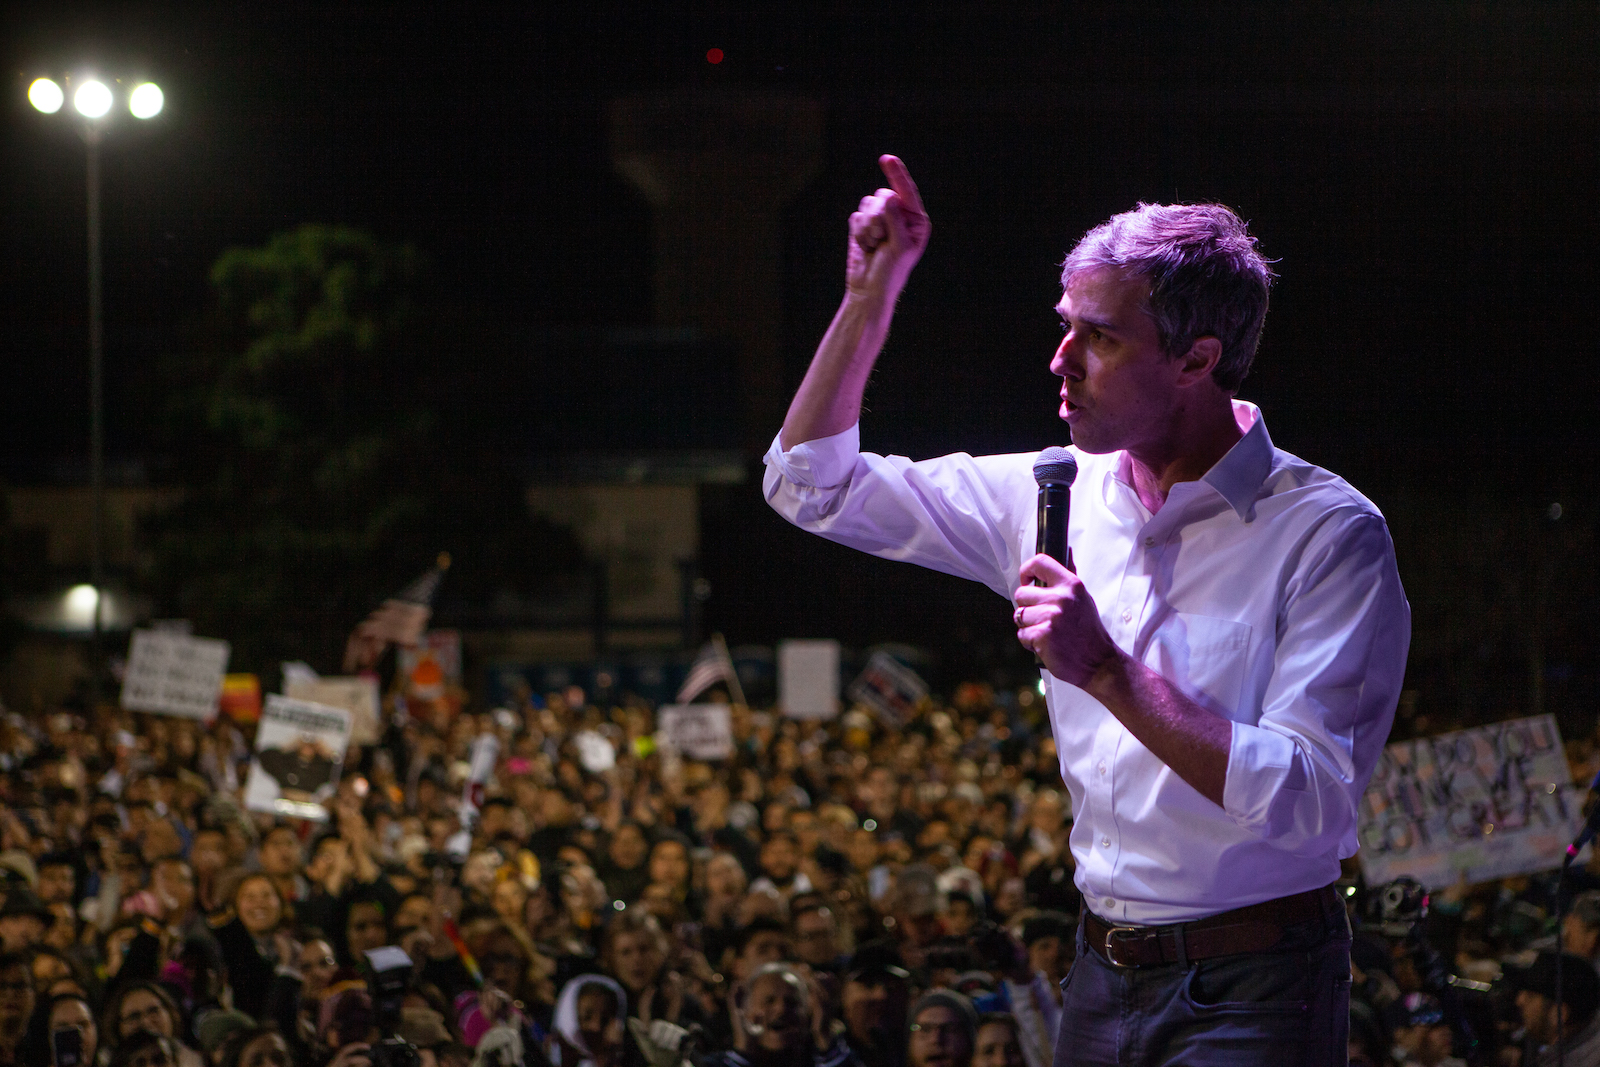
[763, 401, 1409, 924]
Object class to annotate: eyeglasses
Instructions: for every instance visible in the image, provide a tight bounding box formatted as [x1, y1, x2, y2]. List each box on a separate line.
[0, 981, 31, 995]
[301, 955, 336, 969]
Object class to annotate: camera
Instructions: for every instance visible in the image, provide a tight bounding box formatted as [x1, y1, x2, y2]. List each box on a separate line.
[363, 946, 421, 1067]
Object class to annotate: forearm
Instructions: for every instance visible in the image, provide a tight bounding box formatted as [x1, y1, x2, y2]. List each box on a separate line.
[1084, 652, 1233, 808]
[779, 292, 895, 450]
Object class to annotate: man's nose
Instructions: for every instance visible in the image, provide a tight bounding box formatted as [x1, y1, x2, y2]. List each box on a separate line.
[1051, 333, 1083, 380]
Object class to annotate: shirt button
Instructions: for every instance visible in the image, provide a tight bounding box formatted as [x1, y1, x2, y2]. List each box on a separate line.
[1104, 897, 1117, 909]
[1120, 609, 1133, 623]
[1097, 760, 1107, 776]
[1143, 536, 1155, 547]
[1100, 835, 1111, 848]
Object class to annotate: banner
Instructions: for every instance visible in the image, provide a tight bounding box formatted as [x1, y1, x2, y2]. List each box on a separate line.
[244, 695, 352, 821]
[1357, 714, 1584, 888]
[657, 704, 734, 760]
[286, 675, 382, 746]
[847, 651, 929, 728]
[121, 630, 231, 720]
[779, 639, 840, 720]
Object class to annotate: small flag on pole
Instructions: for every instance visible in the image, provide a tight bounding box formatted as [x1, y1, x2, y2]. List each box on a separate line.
[343, 553, 451, 673]
[677, 633, 746, 706]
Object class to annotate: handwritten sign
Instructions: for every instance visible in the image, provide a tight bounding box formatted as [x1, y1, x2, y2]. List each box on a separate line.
[658, 704, 734, 760]
[1357, 714, 1583, 888]
[244, 695, 352, 822]
[121, 630, 231, 720]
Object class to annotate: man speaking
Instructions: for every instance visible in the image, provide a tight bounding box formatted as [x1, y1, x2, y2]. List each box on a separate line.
[764, 157, 1409, 1065]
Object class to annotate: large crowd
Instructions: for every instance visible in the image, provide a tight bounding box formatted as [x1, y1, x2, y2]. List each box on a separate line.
[0, 679, 1598, 1067]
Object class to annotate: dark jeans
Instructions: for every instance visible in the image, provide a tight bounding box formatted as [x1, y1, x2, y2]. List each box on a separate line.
[1054, 902, 1352, 1066]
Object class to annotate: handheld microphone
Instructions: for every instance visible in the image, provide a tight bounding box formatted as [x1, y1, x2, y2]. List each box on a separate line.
[1033, 447, 1078, 572]
[1565, 768, 1600, 863]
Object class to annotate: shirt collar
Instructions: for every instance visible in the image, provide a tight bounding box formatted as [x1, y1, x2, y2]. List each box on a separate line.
[1105, 400, 1275, 521]
[1203, 400, 1275, 520]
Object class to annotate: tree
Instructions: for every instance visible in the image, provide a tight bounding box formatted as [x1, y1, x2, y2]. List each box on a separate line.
[144, 225, 585, 675]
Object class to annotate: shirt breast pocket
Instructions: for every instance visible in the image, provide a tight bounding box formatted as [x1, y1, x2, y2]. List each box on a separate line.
[1144, 612, 1253, 719]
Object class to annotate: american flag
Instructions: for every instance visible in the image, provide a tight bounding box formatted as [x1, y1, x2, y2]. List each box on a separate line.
[342, 553, 450, 672]
[676, 632, 745, 705]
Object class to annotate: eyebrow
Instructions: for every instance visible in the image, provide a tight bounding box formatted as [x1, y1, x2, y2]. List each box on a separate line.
[1056, 306, 1120, 335]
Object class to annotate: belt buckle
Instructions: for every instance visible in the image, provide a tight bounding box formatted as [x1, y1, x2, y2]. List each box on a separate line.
[1101, 925, 1145, 967]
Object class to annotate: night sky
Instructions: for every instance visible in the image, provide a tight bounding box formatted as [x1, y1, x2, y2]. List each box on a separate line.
[4, 3, 1598, 688]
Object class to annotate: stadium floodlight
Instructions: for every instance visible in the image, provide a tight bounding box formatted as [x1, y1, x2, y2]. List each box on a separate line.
[73, 79, 113, 118]
[28, 78, 64, 114]
[129, 82, 163, 119]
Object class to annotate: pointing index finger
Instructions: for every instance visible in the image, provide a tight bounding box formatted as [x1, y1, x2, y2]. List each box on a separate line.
[878, 154, 926, 216]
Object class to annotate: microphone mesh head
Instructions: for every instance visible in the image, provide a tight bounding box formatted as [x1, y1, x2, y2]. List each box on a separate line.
[1033, 446, 1078, 487]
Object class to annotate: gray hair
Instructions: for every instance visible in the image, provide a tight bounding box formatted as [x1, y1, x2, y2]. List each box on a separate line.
[1061, 203, 1275, 394]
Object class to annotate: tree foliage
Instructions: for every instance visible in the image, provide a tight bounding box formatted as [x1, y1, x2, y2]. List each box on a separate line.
[145, 225, 585, 674]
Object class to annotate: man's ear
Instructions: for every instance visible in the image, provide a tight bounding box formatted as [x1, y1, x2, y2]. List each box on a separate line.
[1175, 336, 1222, 388]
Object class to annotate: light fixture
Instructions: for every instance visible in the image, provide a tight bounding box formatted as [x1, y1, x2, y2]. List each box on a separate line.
[128, 82, 164, 119]
[73, 79, 113, 119]
[28, 78, 64, 114]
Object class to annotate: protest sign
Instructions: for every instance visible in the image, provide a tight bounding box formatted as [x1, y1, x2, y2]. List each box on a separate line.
[219, 674, 262, 724]
[657, 704, 734, 760]
[847, 651, 930, 728]
[1357, 714, 1584, 888]
[121, 630, 231, 720]
[779, 639, 840, 720]
[286, 675, 382, 746]
[244, 695, 352, 821]
[400, 630, 462, 685]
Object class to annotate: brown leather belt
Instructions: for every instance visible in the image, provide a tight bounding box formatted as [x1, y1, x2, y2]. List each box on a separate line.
[1083, 884, 1341, 968]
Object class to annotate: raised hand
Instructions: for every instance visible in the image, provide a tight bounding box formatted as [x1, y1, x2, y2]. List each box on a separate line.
[846, 155, 931, 300]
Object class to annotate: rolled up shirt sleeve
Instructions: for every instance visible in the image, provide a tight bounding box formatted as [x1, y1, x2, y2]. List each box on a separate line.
[763, 427, 1034, 600]
[1223, 509, 1410, 857]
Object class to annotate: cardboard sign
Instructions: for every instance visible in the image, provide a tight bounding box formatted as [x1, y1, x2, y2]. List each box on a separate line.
[847, 651, 929, 728]
[121, 630, 231, 720]
[286, 675, 382, 746]
[1357, 714, 1584, 888]
[244, 695, 352, 822]
[779, 639, 840, 720]
[658, 704, 734, 760]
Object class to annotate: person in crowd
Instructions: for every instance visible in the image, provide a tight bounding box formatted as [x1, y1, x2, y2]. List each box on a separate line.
[100, 982, 204, 1067]
[906, 992, 975, 1067]
[1506, 952, 1600, 1067]
[209, 877, 289, 1021]
[1563, 893, 1600, 970]
[0, 953, 31, 1067]
[548, 974, 625, 1067]
[43, 991, 101, 1067]
[790, 902, 844, 976]
[699, 963, 856, 1067]
[0, 892, 51, 955]
[970, 1015, 1022, 1067]
[837, 944, 910, 1067]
